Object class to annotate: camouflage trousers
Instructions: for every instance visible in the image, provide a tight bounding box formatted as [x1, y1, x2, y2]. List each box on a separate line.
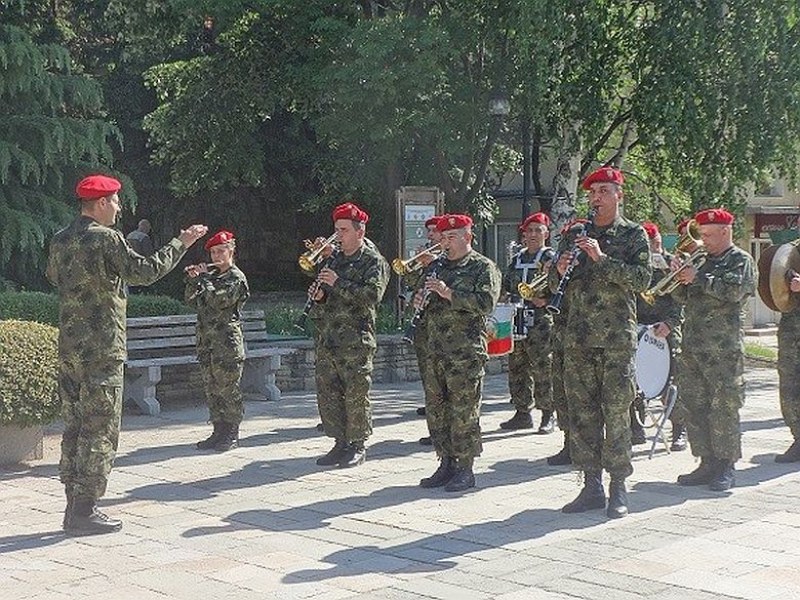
[414, 325, 436, 398]
[551, 328, 569, 433]
[58, 358, 123, 502]
[199, 358, 244, 425]
[677, 349, 744, 461]
[508, 318, 553, 413]
[424, 354, 485, 464]
[778, 310, 800, 439]
[563, 346, 635, 479]
[315, 344, 375, 443]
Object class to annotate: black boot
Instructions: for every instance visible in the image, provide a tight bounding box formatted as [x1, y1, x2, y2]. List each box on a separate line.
[677, 457, 717, 486]
[420, 457, 456, 488]
[316, 439, 348, 466]
[419, 436, 432, 446]
[670, 424, 688, 452]
[536, 410, 555, 434]
[338, 442, 366, 468]
[709, 460, 735, 491]
[65, 500, 122, 536]
[196, 422, 224, 450]
[444, 465, 476, 492]
[214, 423, 239, 452]
[562, 471, 606, 513]
[775, 439, 800, 463]
[547, 434, 572, 466]
[500, 411, 533, 430]
[416, 406, 426, 416]
[607, 478, 629, 519]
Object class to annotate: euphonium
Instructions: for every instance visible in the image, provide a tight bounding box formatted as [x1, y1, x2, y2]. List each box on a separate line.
[517, 270, 549, 300]
[298, 233, 337, 274]
[640, 219, 706, 305]
[392, 243, 442, 276]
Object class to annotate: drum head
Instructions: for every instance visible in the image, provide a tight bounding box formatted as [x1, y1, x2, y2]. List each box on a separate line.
[635, 326, 671, 399]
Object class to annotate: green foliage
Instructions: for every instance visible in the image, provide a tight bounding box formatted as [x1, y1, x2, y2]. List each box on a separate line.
[0, 319, 60, 426]
[0, 291, 190, 326]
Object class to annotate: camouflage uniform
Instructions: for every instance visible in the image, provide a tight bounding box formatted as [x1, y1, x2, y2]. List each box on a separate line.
[503, 248, 554, 414]
[421, 250, 501, 466]
[185, 265, 250, 426]
[778, 307, 800, 441]
[46, 215, 189, 503]
[551, 312, 568, 430]
[552, 216, 651, 479]
[311, 243, 389, 444]
[672, 245, 755, 462]
[405, 264, 439, 415]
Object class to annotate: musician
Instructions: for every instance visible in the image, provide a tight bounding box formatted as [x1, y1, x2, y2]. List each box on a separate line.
[47, 174, 207, 536]
[417, 214, 501, 492]
[633, 222, 687, 451]
[777, 218, 800, 463]
[500, 212, 555, 433]
[671, 208, 755, 491]
[311, 203, 389, 468]
[550, 166, 651, 518]
[185, 230, 250, 452]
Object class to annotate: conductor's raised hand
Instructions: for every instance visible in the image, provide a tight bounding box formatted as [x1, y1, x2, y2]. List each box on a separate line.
[178, 224, 209, 247]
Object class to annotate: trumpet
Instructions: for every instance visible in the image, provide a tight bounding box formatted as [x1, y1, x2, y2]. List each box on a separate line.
[392, 243, 442, 276]
[299, 233, 337, 274]
[517, 270, 550, 300]
[640, 219, 706, 305]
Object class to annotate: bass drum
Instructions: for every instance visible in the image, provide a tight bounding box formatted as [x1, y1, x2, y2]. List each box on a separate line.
[635, 324, 672, 400]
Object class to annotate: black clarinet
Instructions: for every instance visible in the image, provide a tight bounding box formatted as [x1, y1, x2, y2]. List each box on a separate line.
[402, 258, 443, 344]
[547, 208, 597, 315]
[295, 250, 337, 332]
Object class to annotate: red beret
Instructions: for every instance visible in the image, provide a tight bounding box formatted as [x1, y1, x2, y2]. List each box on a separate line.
[695, 208, 734, 226]
[519, 212, 551, 232]
[436, 213, 473, 232]
[205, 229, 235, 250]
[332, 202, 369, 224]
[582, 166, 624, 190]
[75, 175, 122, 200]
[425, 216, 442, 228]
[642, 221, 660, 239]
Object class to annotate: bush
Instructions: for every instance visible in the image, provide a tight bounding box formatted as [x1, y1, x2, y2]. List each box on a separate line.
[0, 291, 191, 325]
[0, 320, 60, 426]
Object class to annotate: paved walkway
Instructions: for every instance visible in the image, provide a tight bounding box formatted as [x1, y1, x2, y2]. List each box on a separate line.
[2, 362, 798, 600]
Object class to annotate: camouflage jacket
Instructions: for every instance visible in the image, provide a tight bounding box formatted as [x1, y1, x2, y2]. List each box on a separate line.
[637, 251, 684, 347]
[551, 215, 651, 349]
[311, 242, 389, 349]
[185, 265, 250, 362]
[671, 244, 755, 354]
[46, 215, 188, 362]
[503, 246, 554, 319]
[423, 250, 502, 359]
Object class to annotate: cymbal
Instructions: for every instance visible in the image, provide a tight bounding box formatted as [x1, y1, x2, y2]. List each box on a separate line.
[758, 242, 800, 312]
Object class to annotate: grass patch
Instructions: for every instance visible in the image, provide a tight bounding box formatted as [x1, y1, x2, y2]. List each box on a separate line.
[745, 342, 777, 361]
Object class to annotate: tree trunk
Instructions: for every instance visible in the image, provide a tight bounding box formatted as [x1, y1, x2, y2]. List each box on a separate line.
[550, 122, 583, 245]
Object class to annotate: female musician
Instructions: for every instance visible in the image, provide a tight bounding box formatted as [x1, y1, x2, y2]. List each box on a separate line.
[185, 229, 250, 452]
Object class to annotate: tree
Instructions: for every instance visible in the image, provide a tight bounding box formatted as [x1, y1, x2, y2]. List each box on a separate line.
[0, 24, 120, 287]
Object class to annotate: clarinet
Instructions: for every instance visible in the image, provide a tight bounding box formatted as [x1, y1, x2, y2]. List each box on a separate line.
[546, 208, 597, 315]
[295, 250, 338, 332]
[402, 258, 443, 344]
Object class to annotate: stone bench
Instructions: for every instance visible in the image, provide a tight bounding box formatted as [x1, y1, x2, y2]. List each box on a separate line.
[124, 309, 294, 415]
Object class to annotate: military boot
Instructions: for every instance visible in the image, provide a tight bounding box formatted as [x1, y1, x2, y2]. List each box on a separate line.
[677, 457, 717, 486]
[316, 439, 348, 466]
[214, 423, 239, 452]
[196, 421, 224, 450]
[338, 442, 366, 468]
[444, 462, 475, 492]
[708, 460, 735, 491]
[416, 406, 426, 416]
[547, 434, 572, 466]
[65, 500, 122, 536]
[607, 478, 629, 519]
[536, 410, 555, 434]
[670, 424, 688, 452]
[775, 439, 800, 463]
[562, 471, 606, 513]
[420, 457, 456, 488]
[500, 411, 533, 430]
[419, 436, 432, 446]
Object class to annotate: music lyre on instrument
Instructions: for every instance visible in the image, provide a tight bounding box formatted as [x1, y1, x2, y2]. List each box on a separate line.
[640, 219, 706, 305]
[757, 237, 800, 312]
[392, 243, 442, 276]
[298, 233, 337, 274]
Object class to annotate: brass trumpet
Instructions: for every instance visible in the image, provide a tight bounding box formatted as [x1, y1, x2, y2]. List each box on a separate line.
[391, 243, 442, 276]
[298, 233, 337, 274]
[640, 219, 706, 305]
[517, 271, 549, 300]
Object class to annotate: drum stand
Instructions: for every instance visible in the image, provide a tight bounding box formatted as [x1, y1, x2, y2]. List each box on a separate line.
[646, 383, 678, 459]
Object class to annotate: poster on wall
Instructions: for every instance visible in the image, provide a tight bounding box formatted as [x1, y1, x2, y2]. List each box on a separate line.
[396, 187, 444, 262]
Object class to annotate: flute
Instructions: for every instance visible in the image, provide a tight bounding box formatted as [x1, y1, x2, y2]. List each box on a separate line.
[186, 261, 225, 300]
